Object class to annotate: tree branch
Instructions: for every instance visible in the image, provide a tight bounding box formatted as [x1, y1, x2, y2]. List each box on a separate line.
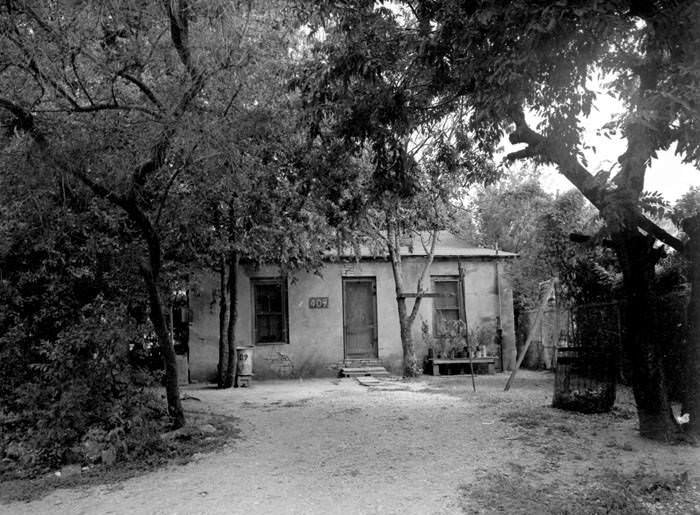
[70, 53, 94, 106]
[132, 0, 205, 186]
[73, 169, 163, 279]
[25, 55, 80, 109]
[408, 229, 438, 324]
[505, 145, 541, 161]
[117, 71, 165, 112]
[505, 112, 684, 253]
[154, 146, 197, 228]
[37, 103, 161, 117]
[637, 215, 684, 251]
[165, 0, 199, 83]
[69, 165, 129, 211]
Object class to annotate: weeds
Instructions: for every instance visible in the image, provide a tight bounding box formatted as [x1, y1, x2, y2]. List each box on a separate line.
[459, 468, 698, 515]
[0, 408, 240, 504]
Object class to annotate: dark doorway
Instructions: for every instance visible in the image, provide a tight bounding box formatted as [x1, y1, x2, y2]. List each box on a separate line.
[342, 278, 378, 359]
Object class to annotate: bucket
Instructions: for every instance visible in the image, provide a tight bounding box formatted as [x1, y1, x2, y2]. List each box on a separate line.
[236, 346, 254, 376]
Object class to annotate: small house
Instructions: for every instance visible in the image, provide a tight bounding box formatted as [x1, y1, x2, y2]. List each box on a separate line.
[186, 232, 517, 380]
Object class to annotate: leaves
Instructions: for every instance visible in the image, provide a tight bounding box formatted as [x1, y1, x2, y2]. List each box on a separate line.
[463, 169, 612, 307]
[639, 190, 669, 220]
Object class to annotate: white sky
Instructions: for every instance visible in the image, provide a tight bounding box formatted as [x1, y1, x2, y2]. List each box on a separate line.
[520, 92, 700, 203]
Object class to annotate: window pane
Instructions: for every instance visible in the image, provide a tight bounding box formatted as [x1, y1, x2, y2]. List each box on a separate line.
[256, 314, 284, 342]
[253, 280, 286, 344]
[432, 276, 461, 337]
[255, 284, 282, 313]
[433, 280, 458, 309]
[435, 309, 460, 335]
[437, 309, 460, 323]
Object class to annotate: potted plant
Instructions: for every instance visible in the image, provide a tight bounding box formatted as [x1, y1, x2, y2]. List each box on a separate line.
[467, 325, 495, 358]
[441, 319, 467, 358]
[422, 321, 438, 359]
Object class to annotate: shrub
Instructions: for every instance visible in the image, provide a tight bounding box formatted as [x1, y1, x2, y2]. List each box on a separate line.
[0, 300, 166, 476]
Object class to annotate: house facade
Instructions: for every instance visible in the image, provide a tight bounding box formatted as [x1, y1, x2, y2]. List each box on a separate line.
[187, 235, 517, 381]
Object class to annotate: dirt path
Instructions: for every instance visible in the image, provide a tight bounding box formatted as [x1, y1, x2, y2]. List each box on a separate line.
[3, 372, 699, 514]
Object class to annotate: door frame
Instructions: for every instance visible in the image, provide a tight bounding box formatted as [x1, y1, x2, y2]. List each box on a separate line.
[342, 276, 378, 359]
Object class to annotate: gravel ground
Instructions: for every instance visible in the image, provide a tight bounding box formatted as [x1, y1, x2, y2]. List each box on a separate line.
[2, 371, 699, 515]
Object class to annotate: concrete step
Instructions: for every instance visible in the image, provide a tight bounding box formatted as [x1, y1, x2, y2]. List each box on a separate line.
[341, 359, 383, 368]
[339, 366, 390, 377]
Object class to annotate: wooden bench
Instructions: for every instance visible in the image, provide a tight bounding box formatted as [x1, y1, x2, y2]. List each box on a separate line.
[429, 357, 496, 376]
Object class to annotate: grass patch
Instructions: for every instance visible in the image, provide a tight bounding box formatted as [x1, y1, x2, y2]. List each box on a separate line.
[459, 468, 698, 514]
[280, 398, 313, 408]
[0, 409, 240, 504]
[500, 408, 557, 429]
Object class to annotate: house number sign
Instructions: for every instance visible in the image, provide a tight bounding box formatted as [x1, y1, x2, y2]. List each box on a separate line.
[309, 297, 329, 309]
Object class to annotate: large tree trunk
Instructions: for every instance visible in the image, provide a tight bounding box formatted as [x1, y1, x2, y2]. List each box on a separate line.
[682, 215, 700, 437]
[217, 255, 228, 388]
[612, 228, 678, 441]
[224, 253, 239, 388]
[505, 49, 686, 442]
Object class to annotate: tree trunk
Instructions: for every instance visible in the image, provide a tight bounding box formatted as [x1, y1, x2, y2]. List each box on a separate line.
[385, 225, 437, 377]
[612, 228, 678, 441]
[142, 264, 185, 428]
[1, 55, 193, 429]
[387, 230, 421, 377]
[682, 215, 700, 437]
[224, 253, 239, 388]
[217, 255, 228, 388]
[123, 197, 184, 428]
[397, 297, 420, 376]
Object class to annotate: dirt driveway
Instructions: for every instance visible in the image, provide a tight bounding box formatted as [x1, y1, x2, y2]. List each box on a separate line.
[3, 371, 699, 514]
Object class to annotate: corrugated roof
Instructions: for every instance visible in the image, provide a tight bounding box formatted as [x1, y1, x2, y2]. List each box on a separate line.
[328, 231, 517, 260]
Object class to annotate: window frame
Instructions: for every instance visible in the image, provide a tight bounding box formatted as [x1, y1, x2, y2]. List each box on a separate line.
[251, 277, 289, 345]
[431, 275, 465, 337]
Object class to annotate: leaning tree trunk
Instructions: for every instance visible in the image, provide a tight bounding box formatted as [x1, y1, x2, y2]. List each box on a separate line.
[142, 264, 185, 428]
[217, 255, 228, 389]
[612, 228, 678, 441]
[224, 252, 239, 388]
[119, 197, 185, 428]
[682, 215, 700, 437]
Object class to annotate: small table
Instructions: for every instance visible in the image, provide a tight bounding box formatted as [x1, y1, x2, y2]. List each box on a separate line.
[429, 357, 496, 375]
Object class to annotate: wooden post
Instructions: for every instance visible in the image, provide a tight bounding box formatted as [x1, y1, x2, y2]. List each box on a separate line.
[504, 279, 556, 391]
[458, 260, 476, 392]
[495, 245, 504, 372]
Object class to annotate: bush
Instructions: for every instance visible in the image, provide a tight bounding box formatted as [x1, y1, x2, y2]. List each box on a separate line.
[0, 300, 166, 477]
[0, 197, 172, 477]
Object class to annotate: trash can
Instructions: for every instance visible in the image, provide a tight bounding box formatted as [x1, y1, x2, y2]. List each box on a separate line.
[236, 346, 254, 387]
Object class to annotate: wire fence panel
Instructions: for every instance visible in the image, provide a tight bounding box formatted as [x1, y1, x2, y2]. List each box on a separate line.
[551, 288, 689, 413]
[552, 301, 619, 413]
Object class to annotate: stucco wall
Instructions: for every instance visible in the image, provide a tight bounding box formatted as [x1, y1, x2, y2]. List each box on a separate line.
[188, 257, 516, 382]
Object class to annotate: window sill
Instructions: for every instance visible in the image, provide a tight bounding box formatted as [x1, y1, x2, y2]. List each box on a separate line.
[255, 341, 289, 346]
